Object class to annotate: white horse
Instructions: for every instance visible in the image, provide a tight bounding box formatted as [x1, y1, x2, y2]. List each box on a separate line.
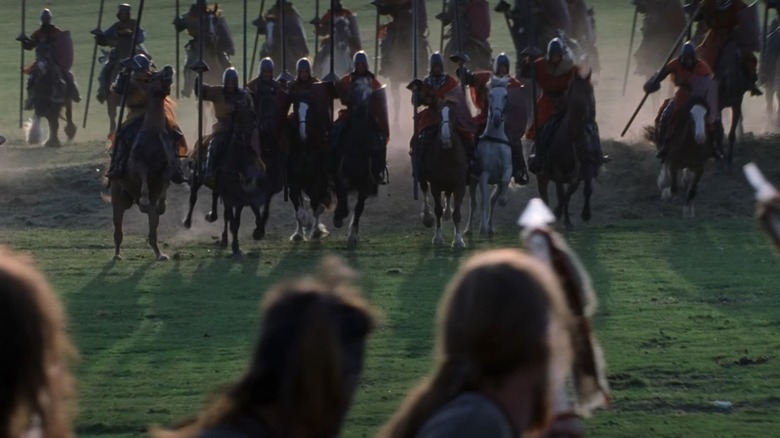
[315, 17, 354, 79]
[465, 78, 514, 236]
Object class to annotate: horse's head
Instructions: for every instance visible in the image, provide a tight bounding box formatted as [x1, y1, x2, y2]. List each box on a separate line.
[295, 99, 310, 141]
[148, 66, 174, 98]
[349, 77, 373, 111]
[488, 78, 509, 130]
[566, 66, 595, 118]
[435, 97, 457, 148]
[334, 17, 351, 50]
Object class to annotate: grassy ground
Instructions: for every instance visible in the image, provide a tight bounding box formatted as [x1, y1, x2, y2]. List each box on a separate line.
[2, 0, 780, 437]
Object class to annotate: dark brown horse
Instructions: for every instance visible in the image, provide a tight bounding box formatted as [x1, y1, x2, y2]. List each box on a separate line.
[110, 66, 177, 261]
[714, 41, 750, 170]
[183, 104, 269, 258]
[288, 85, 335, 242]
[655, 94, 714, 218]
[534, 67, 599, 228]
[25, 47, 77, 147]
[418, 97, 468, 249]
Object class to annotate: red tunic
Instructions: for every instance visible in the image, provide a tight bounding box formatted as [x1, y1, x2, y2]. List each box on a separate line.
[416, 75, 460, 134]
[469, 72, 522, 127]
[335, 73, 388, 138]
[526, 58, 576, 140]
[697, 0, 747, 68]
[463, 0, 491, 41]
[658, 58, 714, 121]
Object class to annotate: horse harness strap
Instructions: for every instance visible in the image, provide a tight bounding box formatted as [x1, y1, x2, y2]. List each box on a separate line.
[479, 134, 512, 146]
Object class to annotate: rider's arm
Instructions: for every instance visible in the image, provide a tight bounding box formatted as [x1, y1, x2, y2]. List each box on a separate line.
[643, 64, 672, 93]
[173, 15, 187, 32]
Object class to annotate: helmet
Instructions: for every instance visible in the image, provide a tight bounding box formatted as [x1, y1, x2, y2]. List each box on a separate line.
[353, 51, 369, 71]
[117, 3, 131, 19]
[716, 0, 732, 11]
[296, 57, 311, 74]
[259, 57, 274, 75]
[40, 9, 53, 24]
[546, 38, 565, 62]
[429, 52, 444, 72]
[494, 53, 510, 75]
[679, 41, 697, 65]
[131, 54, 151, 73]
[223, 67, 239, 89]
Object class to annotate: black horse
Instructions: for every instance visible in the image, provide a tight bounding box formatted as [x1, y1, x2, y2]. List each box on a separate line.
[332, 81, 387, 248]
[288, 85, 335, 242]
[25, 46, 76, 147]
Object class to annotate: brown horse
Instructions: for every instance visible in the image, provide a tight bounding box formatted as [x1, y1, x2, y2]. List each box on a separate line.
[288, 85, 335, 242]
[534, 68, 599, 228]
[418, 97, 468, 249]
[655, 94, 715, 218]
[110, 66, 177, 261]
[25, 47, 77, 147]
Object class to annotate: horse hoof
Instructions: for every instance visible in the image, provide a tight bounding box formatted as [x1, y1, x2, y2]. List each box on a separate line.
[218, 238, 228, 249]
[113, 254, 122, 261]
[232, 250, 243, 260]
[422, 213, 434, 228]
[182, 218, 192, 229]
[157, 254, 169, 262]
[661, 188, 672, 201]
[347, 236, 359, 249]
[311, 225, 329, 240]
[44, 139, 61, 148]
[253, 228, 265, 241]
[205, 212, 218, 223]
[452, 239, 466, 250]
[432, 236, 444, 246]
[290, 233, 304, 242]
[582, 209, 592, 222]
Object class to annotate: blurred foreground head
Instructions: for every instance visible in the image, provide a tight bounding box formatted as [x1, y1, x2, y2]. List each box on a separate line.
[381, 249, 572, 438]
[0, 247, 76, 438]
[156, 256, 377, 438]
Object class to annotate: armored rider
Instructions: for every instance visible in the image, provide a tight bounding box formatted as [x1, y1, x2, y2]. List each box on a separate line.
[17, 9, 81, 109]
[106, 54, 187, 183]
[459, 53, 528, 184]
[198, 68, 255, 186]
[643, 41, 717, 161]
[330, 51, 389, 184]
[174, 0, 235, 97]
[410, 52, 478, 180]
[95, 3, 150, 103]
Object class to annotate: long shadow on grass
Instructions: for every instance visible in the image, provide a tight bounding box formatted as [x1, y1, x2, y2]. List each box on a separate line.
[390, 242, 465, 359]
[568, 228, 613, 331]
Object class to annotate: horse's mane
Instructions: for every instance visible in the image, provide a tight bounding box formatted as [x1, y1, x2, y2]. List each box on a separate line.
[164, 97, 178, 126]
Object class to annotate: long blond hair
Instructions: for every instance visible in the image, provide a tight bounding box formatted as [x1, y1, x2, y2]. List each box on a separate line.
[155, 256, 377, 438]
[0, 247, 77, 438]
[380, 249, 572, 438]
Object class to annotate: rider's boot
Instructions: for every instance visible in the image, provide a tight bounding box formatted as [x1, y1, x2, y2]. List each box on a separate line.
[527, 141, 543, 174]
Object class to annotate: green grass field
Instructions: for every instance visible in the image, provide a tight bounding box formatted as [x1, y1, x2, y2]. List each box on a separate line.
[2, 0, 780, 437]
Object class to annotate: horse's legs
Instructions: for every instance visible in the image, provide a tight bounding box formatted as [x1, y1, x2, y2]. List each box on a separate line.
[218, 205, 233, 248]
[347, 192, 367, 249]
[420, 181, 434, 228]
[670, 165, 680, 197]
[108, 100, 117, 136]
[727, 106, 741, 170]
[310, 203, 329, 240]
[111, 188, 128, 261]
[582, 177, 593, 222]
[156, 183, 169, 216]
[479, 173, 491, 236]
[684, 166, 704, 218]
[45, 112, 61, 147]
[64, 101, 76, 140]
[334, 184, 349, 229]
[139, 171, 151, 212]
[183, 179, 201, 228]
[554, 182, 567, 223]
[487, 185, 504, 236]
[251, 203, 265, 241]
[432, 188, 445, 246]
[464, 181, 477, 236]
[206, 190, 219, 222]
[391, 81, 400, 128]
[442, 194, 452, 221]
[147, 211, 168, 261]
[256, 198, 271, 241]
[452, 187, 466, 250]
[230, 205, 244, 258]
[537, 175, 551, 206]
[290, 189, 306, 242]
